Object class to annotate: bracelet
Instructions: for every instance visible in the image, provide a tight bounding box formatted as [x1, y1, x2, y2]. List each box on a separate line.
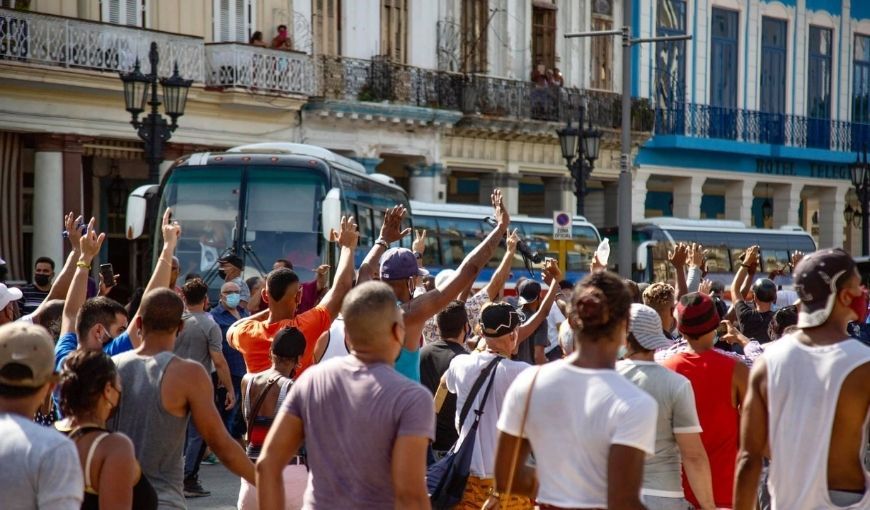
[76, 261, 91, 270]
[375, 239, 389, 249]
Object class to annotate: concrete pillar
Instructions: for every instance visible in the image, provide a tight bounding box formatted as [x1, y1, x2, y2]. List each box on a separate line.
[32, 150, 64, 270]
[817, 186, 847, 249]
[602, 181, 619, 227]
[585, 189, 605, 227]
[543, 175, 575, 217]
[672, 176, 705, 219]
[724, 179, 756, 226]
[772, 182, 803, 228]
[353, 157, 383, 174]
[631, 171, 650, 222]
[409, 163, 443, 202]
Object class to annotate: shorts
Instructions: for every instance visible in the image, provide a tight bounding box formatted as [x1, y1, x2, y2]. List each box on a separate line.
[458, 475, 533, 510]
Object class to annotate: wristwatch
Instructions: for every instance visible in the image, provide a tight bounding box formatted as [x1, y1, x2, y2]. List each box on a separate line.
[413, 251, 423, 260]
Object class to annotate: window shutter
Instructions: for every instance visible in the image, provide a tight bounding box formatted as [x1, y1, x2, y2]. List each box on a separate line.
[233, 0, 247, 43]
[214, 0, 250, 42]
[101, 0, 143, 26]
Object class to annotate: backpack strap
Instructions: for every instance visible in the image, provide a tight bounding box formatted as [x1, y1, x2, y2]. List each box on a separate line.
[245, 374, 282, 437]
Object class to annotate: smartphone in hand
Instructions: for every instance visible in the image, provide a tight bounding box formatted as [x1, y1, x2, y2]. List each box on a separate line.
[99, 263, 114, 286]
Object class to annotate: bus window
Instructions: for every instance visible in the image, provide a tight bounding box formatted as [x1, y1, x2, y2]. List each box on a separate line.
[730, 248, 747, 272]
[355, 204, 373, 247]
[762, 249, 789, 273]
[704, 247, 731, 274]
[439, 218, 485, 267]
[414, 216, 441, 268]
[566, 225, 600, 272]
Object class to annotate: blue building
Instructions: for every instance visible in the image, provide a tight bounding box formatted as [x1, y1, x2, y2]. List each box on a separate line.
[631, 0, 869, 251]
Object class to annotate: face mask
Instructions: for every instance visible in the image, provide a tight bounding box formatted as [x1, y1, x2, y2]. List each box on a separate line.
[217, 269, 227, 280]
[617, 344, 628, 360]
[34, 274, 51, 287]
[225, 293, 241, 308]
[848, 288, 869, 324]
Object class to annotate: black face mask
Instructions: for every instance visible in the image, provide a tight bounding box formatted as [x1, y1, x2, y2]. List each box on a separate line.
[34, 274, 51, 287]
[217, 270, 227, 280]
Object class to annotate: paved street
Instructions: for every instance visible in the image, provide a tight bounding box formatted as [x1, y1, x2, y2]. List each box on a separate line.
[186, 463, 241, 510]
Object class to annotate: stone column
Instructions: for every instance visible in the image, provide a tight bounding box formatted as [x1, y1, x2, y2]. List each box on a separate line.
[409, 163, 444, 203]
[32, 139, 65, 269]
[724, 179, 757, 226]
[817, 186, 847, 249]
[631, 170, 650, 222]
[772, 182, 803, 228]
[672, 175, 705, 219]
[543, 175, 575, 217]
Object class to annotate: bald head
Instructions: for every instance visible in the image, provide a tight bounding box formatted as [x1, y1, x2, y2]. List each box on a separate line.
[139, 288, 184, 333]
[342, 281, 402, 348]
[221, 281, 240, 294]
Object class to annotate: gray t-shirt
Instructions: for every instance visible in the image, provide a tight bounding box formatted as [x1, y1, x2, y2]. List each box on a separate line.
[173, 311, 222, 373]
[282, 355, 435, 509]
[0, 413, 83, 510]
[616, 359, 702, 496]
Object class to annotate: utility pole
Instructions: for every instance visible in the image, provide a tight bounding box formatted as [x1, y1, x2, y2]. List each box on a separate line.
[566, 9, 691, 278]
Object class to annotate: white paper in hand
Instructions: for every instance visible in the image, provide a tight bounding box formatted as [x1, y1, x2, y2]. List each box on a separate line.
[595, 238, 611, 266]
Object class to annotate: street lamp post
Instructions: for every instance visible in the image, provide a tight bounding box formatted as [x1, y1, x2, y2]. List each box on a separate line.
[557, 101, 602, 216]
[119, 41, 192, 183]
[850, 143, 870, 256]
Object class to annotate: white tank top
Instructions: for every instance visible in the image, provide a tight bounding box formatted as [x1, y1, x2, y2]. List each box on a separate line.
[320, 315, 350, 363]
[764, 335, 870, 510]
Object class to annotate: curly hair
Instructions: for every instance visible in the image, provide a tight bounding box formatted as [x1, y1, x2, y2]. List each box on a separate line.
[643, 282, 676, 312]
[58, 350, 117, 418]
[570, 271, 632, 340]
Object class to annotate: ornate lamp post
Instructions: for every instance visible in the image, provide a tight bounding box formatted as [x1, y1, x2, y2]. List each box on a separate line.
[850, 143, 870, 256]
[556, 101, 602, 216]
[119, 41, 192, 183]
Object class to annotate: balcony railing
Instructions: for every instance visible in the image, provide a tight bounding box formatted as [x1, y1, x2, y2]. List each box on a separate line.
[655, 103, 868, 152]
[0, 7, 203, 80]
[204, 43, 315, 96]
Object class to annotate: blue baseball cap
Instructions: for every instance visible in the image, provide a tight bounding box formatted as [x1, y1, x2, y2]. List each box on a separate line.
[380, 248, 429, 281]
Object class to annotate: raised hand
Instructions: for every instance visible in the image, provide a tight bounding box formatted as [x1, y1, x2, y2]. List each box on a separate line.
[412, 229, 427, 254]
[590, 253, 607, 273]
[689, 243, 705, 268]
[65, 212, 84, 252]
[331, 216, 359, 249]
[744, 245, 760, 268]
[506, 228, 520, 253]
[791, 250, 804, 271]
[161, 208, 181, 247]
[379, 205, 412, 244]
[698, 279, 713, 296]
[543, 258, 562, 284]
[491, 188, 509, 228]
[668, 243, 689, 268]
[99, 272, 120, 296]
[79, 218, 106, 262]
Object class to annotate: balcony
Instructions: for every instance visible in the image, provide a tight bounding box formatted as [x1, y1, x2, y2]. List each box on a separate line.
[204, 43, 315, 96]
[0, 7, 203, 80]
[655, 103, 869, 153]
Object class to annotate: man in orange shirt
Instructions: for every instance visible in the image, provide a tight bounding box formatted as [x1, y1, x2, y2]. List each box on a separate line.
[229, 217, 358, 376]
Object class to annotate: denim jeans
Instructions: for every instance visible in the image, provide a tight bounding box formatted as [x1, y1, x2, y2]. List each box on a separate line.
[183, 419, 207, 481]
[218, 374, 243, 438]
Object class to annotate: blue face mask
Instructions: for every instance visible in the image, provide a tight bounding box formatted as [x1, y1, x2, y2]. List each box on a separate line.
[225, 293, 241, 308]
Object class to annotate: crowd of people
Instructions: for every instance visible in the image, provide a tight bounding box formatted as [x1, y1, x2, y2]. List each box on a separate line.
[0, 188, 867, 510]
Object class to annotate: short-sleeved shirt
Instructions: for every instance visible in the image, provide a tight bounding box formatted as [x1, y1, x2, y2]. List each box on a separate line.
[513, 307, 548, 364]
[54, 331, 134, 373]
[210, 304, 249, 377]
[497, 360, 657, 508]
[18, 283, 49, 315]
[173, 311, 222, 373]
[420, 340, 468, 450]
[0, 413, 83, 510]
[734, 301, 773, 343]
[230, 306, 331, 374]
[616, 359, 702, 496]
[282, 356, 434, 509]
[422, 290, 490, 345]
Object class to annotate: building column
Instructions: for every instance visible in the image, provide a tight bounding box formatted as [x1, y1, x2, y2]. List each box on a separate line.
[672, 176, 705, 219]
[724, 179, 756, 226]
[817, 186, 847, 249]
[479, 172, 519, 215]
[353, 157, 383, 174]
[631, 170, 650, 222]
[772, 182, 803, 228]
[32, 141, 65, 270]
[409, 163, 444, 203]
[603, 181, 619, 227]
[543, 175, 575, 217]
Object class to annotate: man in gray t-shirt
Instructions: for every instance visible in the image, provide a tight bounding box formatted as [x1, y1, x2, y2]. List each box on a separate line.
[616, 303, 715, 510]
[256, 282, 434, 509]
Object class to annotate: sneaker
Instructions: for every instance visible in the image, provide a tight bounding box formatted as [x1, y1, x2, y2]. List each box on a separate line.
[201, 452, 219, 465]
[183, 479, 211, 498]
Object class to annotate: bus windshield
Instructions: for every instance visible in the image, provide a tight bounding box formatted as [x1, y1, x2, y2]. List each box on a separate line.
[158, 166, 328, 290]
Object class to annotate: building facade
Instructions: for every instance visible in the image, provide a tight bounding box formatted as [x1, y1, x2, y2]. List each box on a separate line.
[632, 0, 869, 252]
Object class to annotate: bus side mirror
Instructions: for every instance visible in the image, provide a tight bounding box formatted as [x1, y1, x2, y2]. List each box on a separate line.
[125, 185, 158, 240]
[321, 188, 342, 241]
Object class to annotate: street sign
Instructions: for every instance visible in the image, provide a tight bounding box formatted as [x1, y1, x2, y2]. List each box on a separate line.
[553, 211, 572, 240]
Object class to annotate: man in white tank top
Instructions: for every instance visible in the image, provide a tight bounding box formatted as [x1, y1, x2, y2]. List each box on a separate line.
[734, 248, 870, 510]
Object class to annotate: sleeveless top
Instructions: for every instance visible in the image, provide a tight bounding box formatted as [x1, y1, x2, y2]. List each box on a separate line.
[321, 315, 350, 363]
[108, 351, 188, 509]
[764, 335, 870, 510]
[66, 426, 158, 510]
[242, 373, 293, 460]
[661, 349, 739, 508]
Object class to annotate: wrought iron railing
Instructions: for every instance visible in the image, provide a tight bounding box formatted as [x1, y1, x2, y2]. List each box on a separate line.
[655, 102, 867, 152]
[204, 43, 315, 95]
[0, 7, 203, 81]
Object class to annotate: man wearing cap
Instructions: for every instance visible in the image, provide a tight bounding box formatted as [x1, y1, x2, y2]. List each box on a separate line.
[730, 246, 777, 343]
[515, 279, 550, 364]
[0, 282, 23, 325]
[617, 304, 716, 510]
[661, 292, 748, 510]
[0, 322, 83, 509]
[218, 255, 251, 308]
[734, 248, 870, 510]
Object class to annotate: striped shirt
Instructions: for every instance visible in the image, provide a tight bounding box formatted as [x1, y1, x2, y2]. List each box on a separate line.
[18, 284, 48, 315]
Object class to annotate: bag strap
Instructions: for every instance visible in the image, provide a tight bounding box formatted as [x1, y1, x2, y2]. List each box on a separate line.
[457, 356, 502, 430]
[471, 357, 501, 424]
[502, 366, 542, 502]
[246, 374, 282, 436]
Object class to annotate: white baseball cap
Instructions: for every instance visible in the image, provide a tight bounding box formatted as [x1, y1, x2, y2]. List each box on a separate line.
[629, 303, 673, 351]
[0, 283, 23, 310]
